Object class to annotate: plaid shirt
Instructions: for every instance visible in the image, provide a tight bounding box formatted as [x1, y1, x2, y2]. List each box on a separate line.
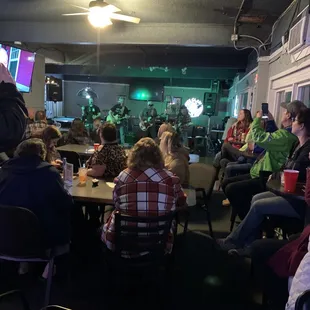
[102, 167, 186, 258]
[25, 120, 48, 139]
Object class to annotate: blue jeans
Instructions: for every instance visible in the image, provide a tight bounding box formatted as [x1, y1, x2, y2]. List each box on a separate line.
[226, 191, 300, 247]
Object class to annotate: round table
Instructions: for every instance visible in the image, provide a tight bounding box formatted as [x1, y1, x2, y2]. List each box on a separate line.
[266, 179, 305, 201]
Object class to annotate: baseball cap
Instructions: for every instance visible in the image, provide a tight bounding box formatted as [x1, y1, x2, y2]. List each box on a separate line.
[280, 100, 306, 118]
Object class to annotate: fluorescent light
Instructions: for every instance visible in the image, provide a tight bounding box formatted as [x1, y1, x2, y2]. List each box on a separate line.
[88, 7, 112, 28]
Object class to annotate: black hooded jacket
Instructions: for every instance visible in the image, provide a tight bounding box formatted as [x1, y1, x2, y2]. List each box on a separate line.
[0, 82, 28, 152]
[0, 155, 73, 247]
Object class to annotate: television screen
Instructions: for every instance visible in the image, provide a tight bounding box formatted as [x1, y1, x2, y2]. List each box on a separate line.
[0, 44, 35, 93]
[129, 81, 164, 101]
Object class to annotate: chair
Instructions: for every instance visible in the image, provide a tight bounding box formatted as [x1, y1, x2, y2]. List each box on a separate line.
[0, 205, 69, 308]
[0, 290, 31, 310]
[111, 211, 175, 271]
[229, 170, 273, 232]
[41, 306, 72, 310]
[295, 289, 310, 310]
[188, 163, 216, 237]
[58, 150, 81, 173]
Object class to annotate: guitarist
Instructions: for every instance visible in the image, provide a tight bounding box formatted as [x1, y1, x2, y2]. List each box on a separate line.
[108, 96, 129, 144]
[82, 97, 101, 131]
[175, 105, 192, 147]
[139, 101, 157, 139]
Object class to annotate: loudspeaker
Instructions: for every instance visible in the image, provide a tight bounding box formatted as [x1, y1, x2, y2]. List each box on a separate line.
[203, 92, 217, 116]
[46, 79, 62, 102]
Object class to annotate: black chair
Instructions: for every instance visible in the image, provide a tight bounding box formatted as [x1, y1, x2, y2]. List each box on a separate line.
[58, 150, 81, 173]
[188, 163, 216, 237]
[0, 290, 31, 310]
[229, 170, 273, 232]
[109, 211, 175, 271]
[0, 205, 69, 307]
[41, 306, 72, 310]
[295, 289, 310, 310]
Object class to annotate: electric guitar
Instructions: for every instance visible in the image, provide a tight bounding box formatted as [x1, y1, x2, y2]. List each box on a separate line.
[139, 116, 155, 131]
[106, 113, 129, 125]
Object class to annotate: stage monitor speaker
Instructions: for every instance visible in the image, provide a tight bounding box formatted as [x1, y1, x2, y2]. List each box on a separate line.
[203, 92, 217, 116]
[46, 79, 62, 102]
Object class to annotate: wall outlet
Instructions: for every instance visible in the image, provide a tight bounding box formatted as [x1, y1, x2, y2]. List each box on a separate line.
[231, 34, 239, 42]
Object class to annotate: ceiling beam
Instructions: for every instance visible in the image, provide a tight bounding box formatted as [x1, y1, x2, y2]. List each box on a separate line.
[0, 21, 236, 46]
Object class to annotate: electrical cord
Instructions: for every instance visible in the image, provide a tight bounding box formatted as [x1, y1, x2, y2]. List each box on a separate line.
[233, 40, 259, 59]
[234, 0, 245, 35]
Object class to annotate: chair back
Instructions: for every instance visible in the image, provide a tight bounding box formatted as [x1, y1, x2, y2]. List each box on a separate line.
[114, 211, 175, 260]
[189, 163, 217, 199]
[0, 205, 43, 258]
[58, 150, 81, 173]
[295, 289, 310, 310]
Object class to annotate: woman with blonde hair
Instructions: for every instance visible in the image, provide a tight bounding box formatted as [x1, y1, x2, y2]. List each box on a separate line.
[102, 137, 186, 258]
[160, 131, 189, 185]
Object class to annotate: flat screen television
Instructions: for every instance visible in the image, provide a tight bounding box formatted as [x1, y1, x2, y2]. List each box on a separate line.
[129, 81, 164, 101]
[0, 44, 35, 93]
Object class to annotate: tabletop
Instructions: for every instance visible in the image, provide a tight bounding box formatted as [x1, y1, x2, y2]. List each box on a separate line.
[267, 179, 305, 201]
[57, 144, 95, 156]
[67, 176, 194, 206]
[67, 177, 115, 205]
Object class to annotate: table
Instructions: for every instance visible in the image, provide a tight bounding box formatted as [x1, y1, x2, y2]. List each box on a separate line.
[68, 177, 194, 207]
[57, 144, 95, 156]
[68, 177, 115, 205]
[267, 179, 305, 201]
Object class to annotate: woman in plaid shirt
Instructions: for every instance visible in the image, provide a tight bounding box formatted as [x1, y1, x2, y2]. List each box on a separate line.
[102, 137, 187, 258]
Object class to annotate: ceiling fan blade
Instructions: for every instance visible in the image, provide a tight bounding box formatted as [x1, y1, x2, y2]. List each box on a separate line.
[110, 13, 140, 24]
[102, 4, 121, 13]
[69, 4, 89, 11]
[62, 12, 89, 16]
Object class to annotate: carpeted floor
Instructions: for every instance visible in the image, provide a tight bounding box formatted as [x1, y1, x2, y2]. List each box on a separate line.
[0, 191, 264, 310]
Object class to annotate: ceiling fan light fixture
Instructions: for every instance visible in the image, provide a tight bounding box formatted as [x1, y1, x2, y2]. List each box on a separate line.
[88, 6, 113, 28]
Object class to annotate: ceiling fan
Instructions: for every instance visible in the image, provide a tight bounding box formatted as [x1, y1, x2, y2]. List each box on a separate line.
[63, 0, 141, 28]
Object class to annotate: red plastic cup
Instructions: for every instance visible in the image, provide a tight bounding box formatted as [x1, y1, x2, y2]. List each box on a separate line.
[283, 169, 299, 192]
[94, 143, 100, 151]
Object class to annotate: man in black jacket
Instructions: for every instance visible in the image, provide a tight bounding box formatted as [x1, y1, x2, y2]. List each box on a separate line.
[0, 138, 73, 248]
[0, 63, 28, 157]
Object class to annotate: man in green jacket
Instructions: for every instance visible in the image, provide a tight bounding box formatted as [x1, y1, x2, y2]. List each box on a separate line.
[221, 100, 306, 222]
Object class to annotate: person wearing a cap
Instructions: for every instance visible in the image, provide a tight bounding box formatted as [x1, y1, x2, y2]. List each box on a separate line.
[0, 63, 28, 161]
[81, 97, 101, 132]
[139, 101, 158, 139]
[108, 96, 130, 145]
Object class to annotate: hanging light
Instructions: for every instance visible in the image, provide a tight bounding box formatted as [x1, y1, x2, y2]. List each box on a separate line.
[88, 7, 113, 28]
[77, 86, 98, 100]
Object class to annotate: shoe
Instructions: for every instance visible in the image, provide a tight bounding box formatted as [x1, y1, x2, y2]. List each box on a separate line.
[222, 199, 230, 207]
[228, 247, 251, 257]
[216, 238, 237, 251]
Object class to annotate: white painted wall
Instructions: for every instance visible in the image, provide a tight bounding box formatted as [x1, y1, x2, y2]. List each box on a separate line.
[23, 53, 45, 111]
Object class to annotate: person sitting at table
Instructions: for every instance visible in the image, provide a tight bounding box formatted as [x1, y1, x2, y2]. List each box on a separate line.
[160, 131, 189, 186]
[25, 110, 48, 139]
[87, 122, 126, 178]
[250, 171, 310, 309]
[218, 108, 310, 254]
[0, 138, 73, 249]
[90, 117, 102, 144]
[42, 125, 63, 169]
[102, 137, 187, 258]
[65, 118, 90, 145]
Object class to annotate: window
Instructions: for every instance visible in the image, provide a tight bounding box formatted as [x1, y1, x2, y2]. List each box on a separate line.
[8, 47, 20, 80]
[298, 85, 310, 107]
[241, 92, 248, 109]
[274, 90, 292, 126]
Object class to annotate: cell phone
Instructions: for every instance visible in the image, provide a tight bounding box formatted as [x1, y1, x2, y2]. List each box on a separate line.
[262, 103, 269, 119]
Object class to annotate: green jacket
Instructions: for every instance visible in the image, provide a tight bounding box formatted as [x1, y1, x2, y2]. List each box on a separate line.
[250, 117, 298, 178]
